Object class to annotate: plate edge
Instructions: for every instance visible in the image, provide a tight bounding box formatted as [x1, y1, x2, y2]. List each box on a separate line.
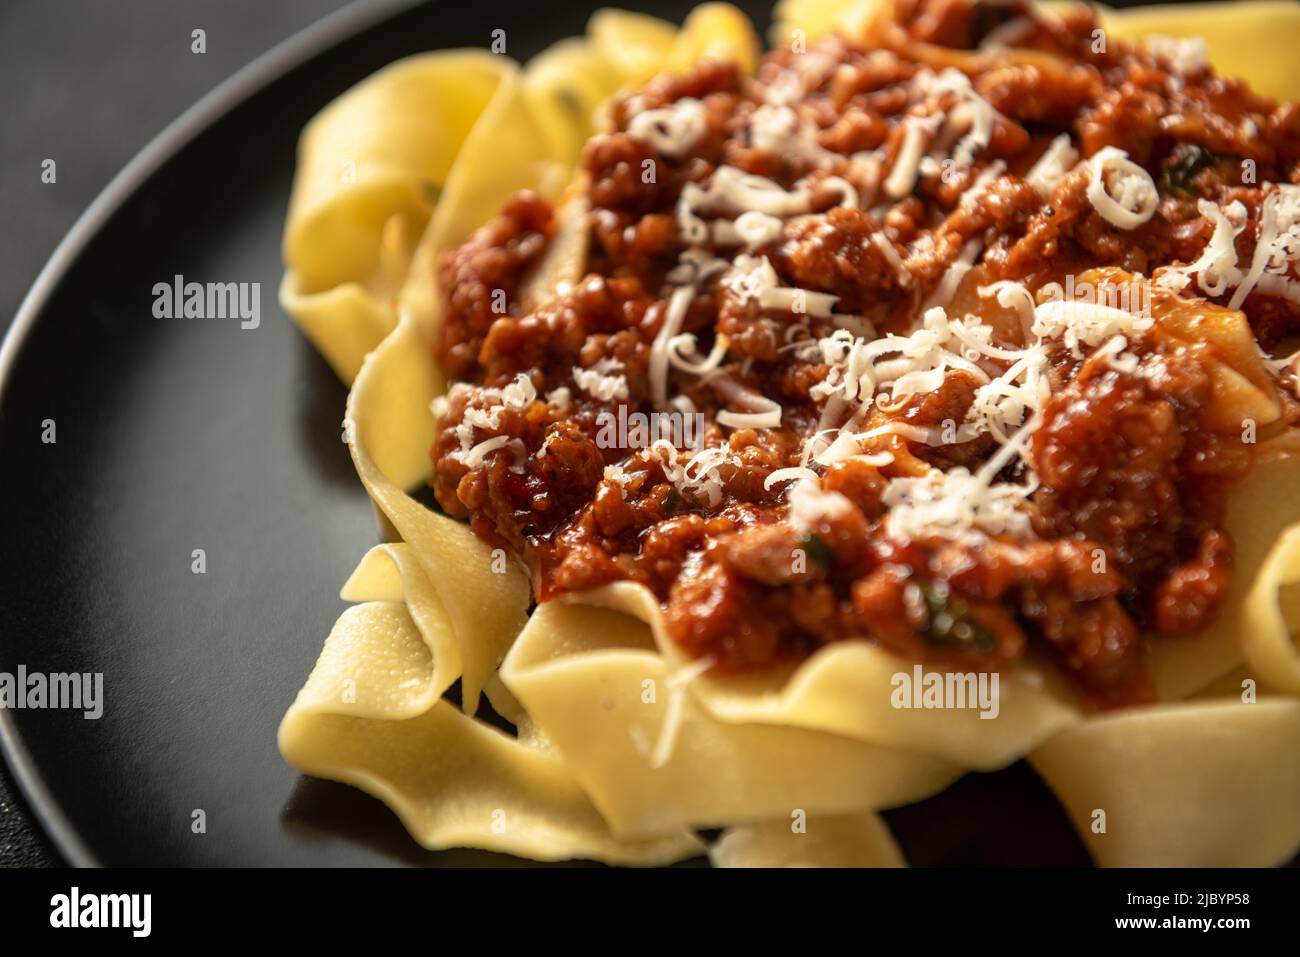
[0, 0, 426, 869]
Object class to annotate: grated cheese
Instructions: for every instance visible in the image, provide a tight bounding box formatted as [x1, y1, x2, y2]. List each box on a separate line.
[1228, 184, 1300, 310]
[763, 467, 819, 490]
[462, 435, 520, 468]
[642, 440, 737, 508]
[872, 233, 911, 288]
[882, 466, 1036, 544]
[443, 373, 537, 463]
[710, 372, 784, 430]
[648, 653, 715, 769]
[572, 356, 629, 401]
[650, 285, 695, 408]
[922, 238, 983, 310]
[1025, 134, 1079, 198]
[1086, 147, 1158, 229]
[788, 479, 855, 534]
[667, 333, 728, 374]
[748, 103, 837, 167]
[1158, 199, 1247, 296]
[1031, 298, 1154, 357]
[1147, 35, 1209, 74]
[711, 210, 785, 249]
[884, 116, 933, 198]
[723, 253, 841, 318]
[627, 97, 708, 159]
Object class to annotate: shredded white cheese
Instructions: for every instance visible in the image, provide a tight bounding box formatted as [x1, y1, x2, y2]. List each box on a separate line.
[642, 440, 738, 508]
[723, 253, 840, 318]
[1087, 147, 1158, 229]
[1025, 134, 1079, 198]
[627, 97, 708, 159]
[788, 479, 855, 534]
[748, 103, 837, 167]
[443, 373, 536, 463]
[884, 116, 932, 198]
[1147, 35, 1209, 74]
[1031, 298, 1154, 357]
[1158, 198, 1247, 296]
[650, 285, 695, 408]
[461, 434, 514, 468]
[648, 653, 715, 769]
[882, 467, 1036, 543]
[1229, 184, 1300, 310]
[572, 357, 629, 401]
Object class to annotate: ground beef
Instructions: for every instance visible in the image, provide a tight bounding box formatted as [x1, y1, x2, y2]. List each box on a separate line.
[428, 9, 1300, 708]
[437, 192, 553, 381]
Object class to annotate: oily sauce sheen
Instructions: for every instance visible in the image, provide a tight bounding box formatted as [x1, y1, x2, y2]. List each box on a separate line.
[430, 0, 1300, 707]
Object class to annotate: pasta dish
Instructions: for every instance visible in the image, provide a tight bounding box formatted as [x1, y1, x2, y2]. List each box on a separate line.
[277, 0, 1300, 866]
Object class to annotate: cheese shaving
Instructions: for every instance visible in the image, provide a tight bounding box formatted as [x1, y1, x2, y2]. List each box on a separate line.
[648, 654, 715, 769]
[1025, 134, 1079, 198]
[1086, 147, 1158, 229]
[627, 97, 708, 159]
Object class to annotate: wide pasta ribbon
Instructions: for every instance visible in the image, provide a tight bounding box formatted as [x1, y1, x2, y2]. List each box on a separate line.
[1031, 698, 1300, 866]
[281, 52, 520, 382]
[499, 593, 959, 840]
[279, 594, 701, 863]
[1242, 525, 1300, 693]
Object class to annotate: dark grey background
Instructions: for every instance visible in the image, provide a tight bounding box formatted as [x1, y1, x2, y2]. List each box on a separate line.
[0, 0, 351, 868]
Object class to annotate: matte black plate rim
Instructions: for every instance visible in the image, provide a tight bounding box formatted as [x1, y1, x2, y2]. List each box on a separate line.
[0, 0, 424, 869]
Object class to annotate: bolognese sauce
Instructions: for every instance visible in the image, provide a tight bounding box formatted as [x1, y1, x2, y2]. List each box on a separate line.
[430, 0, 1300, 707]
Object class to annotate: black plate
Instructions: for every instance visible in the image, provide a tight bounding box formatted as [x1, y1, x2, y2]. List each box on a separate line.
[1, 0, 1173, 867]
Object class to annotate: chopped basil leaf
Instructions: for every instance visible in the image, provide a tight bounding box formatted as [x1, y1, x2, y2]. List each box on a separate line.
[1162, 144, 1219, 197]
[800, 532, 836, 568]
[917, 581, 996, 652]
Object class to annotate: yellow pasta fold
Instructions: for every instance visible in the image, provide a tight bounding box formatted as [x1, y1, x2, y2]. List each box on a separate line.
[279, 600, 701, 863]
[1148, 453, 1300, 699]
[498, 596, 959, 839]
[560, 581, 1080, 771]
[1243, 525, 1300, 694]
[666, 3, 761, 75]
[1031, 699, 1300, 866]
[589, 8, 680, 85]
[282, 52, 516, 381]
[343, 315, 530, 713]
[1100, 1, 1300, 101]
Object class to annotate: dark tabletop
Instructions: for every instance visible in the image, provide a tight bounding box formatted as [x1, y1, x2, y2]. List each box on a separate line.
[0, 0, 351, 869]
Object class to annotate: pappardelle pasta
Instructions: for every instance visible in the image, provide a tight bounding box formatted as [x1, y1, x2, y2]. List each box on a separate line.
[279, 0, 1300, 866]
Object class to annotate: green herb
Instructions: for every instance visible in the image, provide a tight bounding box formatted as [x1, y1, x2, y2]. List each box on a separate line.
[915, 581, 996, 652]
[1162, 145, 1220, 197]
[800, 532, 836, 568]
